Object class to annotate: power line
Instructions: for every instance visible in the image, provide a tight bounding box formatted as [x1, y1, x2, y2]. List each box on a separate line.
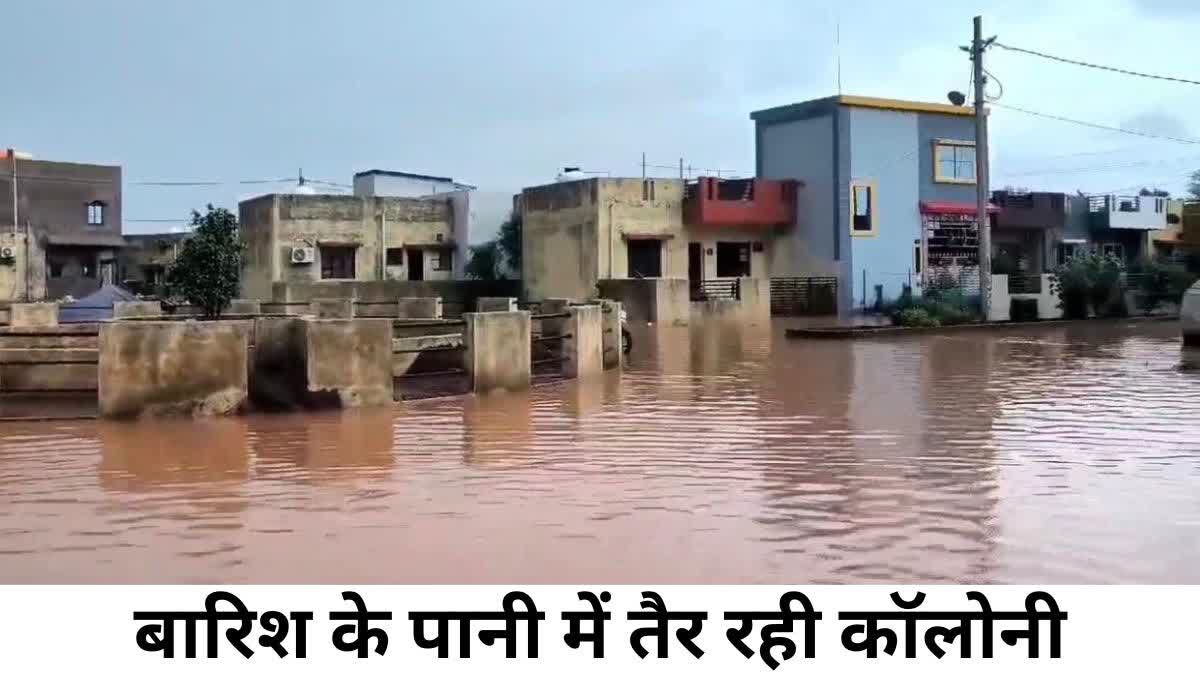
[130, 178, 294, 186]
[998, 153, 1200, 178]
[991, 102, 1200, 145]
[994, 42, 1200, 86]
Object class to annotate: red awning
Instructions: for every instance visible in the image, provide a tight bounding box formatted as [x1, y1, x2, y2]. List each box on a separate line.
[919, 201, 1000, 216]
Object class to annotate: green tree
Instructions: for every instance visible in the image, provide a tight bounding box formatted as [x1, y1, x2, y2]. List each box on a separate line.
[464, 240, 503, 280]
[166, 205, 243, 319]
[1188, 169, 1200, 200]
[497, 211, 521, 276]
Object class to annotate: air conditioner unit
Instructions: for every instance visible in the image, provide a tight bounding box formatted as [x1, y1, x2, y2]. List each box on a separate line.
[290, 247, 315, 264]
[0, 246, 15, 260]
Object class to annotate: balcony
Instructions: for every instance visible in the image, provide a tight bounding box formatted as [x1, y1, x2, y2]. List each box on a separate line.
[684, 177, 798, 228]
[1088, 194, 1168, 231]
[991, 190, 1067, 229]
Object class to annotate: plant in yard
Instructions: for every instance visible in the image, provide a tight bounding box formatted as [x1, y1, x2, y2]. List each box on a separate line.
[1129, 257, 1198, 315]
[165, 205, 243, 319]
[464, 240, 504, 280]
[894, 307, 940, 327]
[1050, 252, 1124, 319]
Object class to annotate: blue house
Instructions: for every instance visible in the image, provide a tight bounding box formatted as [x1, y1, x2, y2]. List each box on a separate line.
[751, 95, 986, 315]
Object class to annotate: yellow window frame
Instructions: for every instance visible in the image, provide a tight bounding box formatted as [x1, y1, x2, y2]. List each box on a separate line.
[933, 139, 977, 185]
[849, 180, 878, 238]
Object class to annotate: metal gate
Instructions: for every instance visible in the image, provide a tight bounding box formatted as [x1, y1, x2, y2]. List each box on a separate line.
[770, 277, 838, 316]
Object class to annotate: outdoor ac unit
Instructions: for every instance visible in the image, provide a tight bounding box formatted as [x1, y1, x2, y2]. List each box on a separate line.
[290, 246, 315, 265]
[0, 246, 15, 260]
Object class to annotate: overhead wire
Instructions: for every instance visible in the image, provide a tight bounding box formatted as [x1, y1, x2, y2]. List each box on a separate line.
[993, 42, 1200, 86]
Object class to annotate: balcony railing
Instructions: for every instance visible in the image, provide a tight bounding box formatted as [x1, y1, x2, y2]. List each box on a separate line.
[683, 177, 798, 228]
[1007, 274, 1043, 295]
[690, 278, 741, 301]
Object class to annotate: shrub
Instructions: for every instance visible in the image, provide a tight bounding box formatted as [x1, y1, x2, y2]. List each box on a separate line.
[1050, 252, 1124, 319]
[1129, 257, 1198, 314]
[894, 308, 940, 327]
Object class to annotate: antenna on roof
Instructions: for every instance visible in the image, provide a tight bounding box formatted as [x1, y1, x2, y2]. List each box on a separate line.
[835, 10, 842, 95]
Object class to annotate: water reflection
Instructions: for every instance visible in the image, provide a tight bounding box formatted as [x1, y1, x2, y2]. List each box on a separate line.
[0, 321, 1198, 583]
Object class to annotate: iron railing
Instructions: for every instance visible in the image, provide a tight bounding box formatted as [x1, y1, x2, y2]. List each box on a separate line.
[1007, 274, 1043, 295]
[690, 278, 741, 302]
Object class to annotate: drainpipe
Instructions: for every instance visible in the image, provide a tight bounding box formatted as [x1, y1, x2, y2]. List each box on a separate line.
[378, 203, 387, 281]
[608, 201, 615, 278]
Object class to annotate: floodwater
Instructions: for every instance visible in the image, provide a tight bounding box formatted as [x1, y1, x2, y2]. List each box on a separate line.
[1, 320, 1198, 584]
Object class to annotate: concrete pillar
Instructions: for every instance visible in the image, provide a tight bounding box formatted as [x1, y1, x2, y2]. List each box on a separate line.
[113, 301, 162, 319]
[476, 297, 517, 312]
[227, 299, 261, 315]
[397, 297, 443, 319]
[988, 274, 1010, 322]
[311, 298, 354, 319]
[303, 319, 394, 407]
[463, 311, 530, 393]
[10, 303, 58, 328]
[98, 320, 251, 417]
[598, 300, 623, 370]
[564, 304, 603, 379]
[1183, 281, 1200, 348]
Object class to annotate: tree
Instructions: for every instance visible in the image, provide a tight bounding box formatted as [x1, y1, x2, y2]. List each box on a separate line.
[166, 205, 243, 319]
[1139, 187, 1170, 197]
[1188, 169, 1200, 200]
[464, 240, 503, 280]
[497, 211, 521, 276]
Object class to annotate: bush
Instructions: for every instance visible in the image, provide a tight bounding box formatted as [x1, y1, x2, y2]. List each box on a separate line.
[1129, 258, 1198, 314]
[1050, 252, 1124, 319]
[894, 308, 940, 327]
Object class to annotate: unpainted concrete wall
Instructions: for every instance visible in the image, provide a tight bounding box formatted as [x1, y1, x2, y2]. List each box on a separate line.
[463, 311, 530, 393]
[598, 300, 622, 370]
[476, 297, 517, 312]
[113, 301, 163, 319]
[598, 278, 689, 325]
[988, 274, 1063, 322]
[304, 319, 394, 407]
[0, 323, 99, 393]
[98, 321, 251, 417]
[10, 303, 58, 328]
[565, 305, 603, 379]
[0, 232, 47, 302]
[311, 299, 354, 319]
[270, 279, 519, 317]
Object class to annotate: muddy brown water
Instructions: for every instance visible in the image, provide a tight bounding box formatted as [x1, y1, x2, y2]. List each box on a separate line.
[1, 320, 1198, 583]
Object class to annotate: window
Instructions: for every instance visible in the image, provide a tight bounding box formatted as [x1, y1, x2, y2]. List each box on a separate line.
[642, 180, 656, 201]
[49, 259, 64, 278]
[933, 141, 977, 184]
[87, 201, 105, 226]
[850, 181, 876, 236]
[319, 245, 356, 279]
[913, 239, 922, 274]
[1102, 243, 1124, 260]
[81, 258, 95, 278]
[385, 247, 404, 266]
[716, 241, 752, 277]
[435, 249, 452, 271]
[626, 239, 662, 278]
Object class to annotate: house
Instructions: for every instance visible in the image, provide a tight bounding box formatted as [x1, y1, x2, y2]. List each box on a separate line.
[0, 149, 124, 299]
[1150, 199, 1198, 261]
[238, 189, 461, 301]
[751, 95, 987, 314]
[519, 176, 796, 303]
[353, 169, 473, 277]
[1084, 193, 1168, 264]
[117, 232, 189, 295]
[990, 190, 1068, 274]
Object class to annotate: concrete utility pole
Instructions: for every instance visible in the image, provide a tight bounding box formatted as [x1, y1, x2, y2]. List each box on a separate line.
[8, 148, 17, 234]
[973, 15, 993, 319]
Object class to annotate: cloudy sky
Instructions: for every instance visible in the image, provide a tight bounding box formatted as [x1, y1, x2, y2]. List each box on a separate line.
[5, 0, 1199, 237]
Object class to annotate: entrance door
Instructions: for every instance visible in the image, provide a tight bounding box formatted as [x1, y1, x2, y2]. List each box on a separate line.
[627, 239, 662, 278]
[715, 241, 751, 277]
[99, 260, 115, 286]
[688, 243, 703, 281]
[407, 248, 424, 281]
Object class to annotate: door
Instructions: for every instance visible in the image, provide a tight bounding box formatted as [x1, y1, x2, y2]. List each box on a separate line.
[99, 259, 115, 286]
[407, 248, 424, 281]
[687, 242, 703, 295]
[626, 239, 662, 278]
[715, 241, 751, 277]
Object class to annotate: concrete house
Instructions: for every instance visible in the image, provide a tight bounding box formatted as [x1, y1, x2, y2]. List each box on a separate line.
[353, 169, 474, 277]
[117, 231, 189, 294]
[0, 150, 124, 300]
[238, 190, 462, 301]
[520, 176, 796, 304]
[1084, 193, 1168, 264]
[990, 190, 1068, 274]
[751, 95, 986, 314]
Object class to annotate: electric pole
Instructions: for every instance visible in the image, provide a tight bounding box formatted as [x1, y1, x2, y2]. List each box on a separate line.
[972, 15, 993, 319]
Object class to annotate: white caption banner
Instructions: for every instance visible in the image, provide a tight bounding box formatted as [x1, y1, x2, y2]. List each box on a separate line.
[0, 586, 1189, 673]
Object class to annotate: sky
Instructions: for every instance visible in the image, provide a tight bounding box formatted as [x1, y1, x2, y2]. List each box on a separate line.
[5, 0, 1200, 238]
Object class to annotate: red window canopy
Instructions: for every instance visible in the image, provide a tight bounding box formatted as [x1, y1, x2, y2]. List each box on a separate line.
[920, 201, 1000, 216]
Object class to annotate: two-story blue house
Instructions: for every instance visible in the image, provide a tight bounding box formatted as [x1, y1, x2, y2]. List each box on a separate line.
[751, 95, 987, 315]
